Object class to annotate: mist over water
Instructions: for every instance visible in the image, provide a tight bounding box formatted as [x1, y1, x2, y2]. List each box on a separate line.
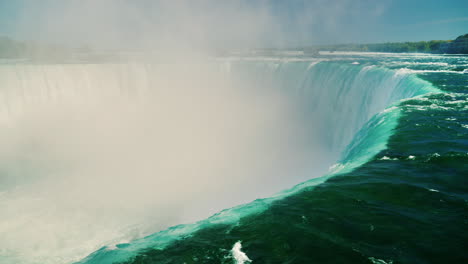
[0, 1, 442, 264]
[0, 54, 439, 264]
[0, 2, 333, 262]
[0, 58, 336, 263]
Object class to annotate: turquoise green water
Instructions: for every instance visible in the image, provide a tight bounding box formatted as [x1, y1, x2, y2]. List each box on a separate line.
[78, 53, 467, 264]
[0, 53, 466, 264]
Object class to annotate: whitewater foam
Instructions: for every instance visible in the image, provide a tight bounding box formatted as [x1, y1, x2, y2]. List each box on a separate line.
[231, 241, 252, 264]
[380, 156, 398, 161]
[397, 68, 467, 74]
[398, 62, 449, 66]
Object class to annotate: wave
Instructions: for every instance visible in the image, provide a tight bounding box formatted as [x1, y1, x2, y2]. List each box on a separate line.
[398, 62, 450, 66]
[397, 68, 467, 74]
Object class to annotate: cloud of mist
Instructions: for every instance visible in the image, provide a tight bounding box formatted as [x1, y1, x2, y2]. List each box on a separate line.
[0, 1, 366, 263]
[6, 0, 391, 49]
[0, 62, 331, 263]
[10, 0, 277, 51]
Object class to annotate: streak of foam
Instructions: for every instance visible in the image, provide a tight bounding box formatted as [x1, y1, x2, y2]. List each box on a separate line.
[398, 62, 449, 66]
[397, 68, 467, 74]
[368, 257, 393, 264]
[379, 156, 398, 161]
[307, 60, 323, 70]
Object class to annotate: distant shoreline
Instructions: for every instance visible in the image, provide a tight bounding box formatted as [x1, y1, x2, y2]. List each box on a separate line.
[1, 34, 467, 60]
[301, 34, 468, 55]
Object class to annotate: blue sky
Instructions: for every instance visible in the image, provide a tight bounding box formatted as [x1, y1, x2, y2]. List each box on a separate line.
[0, 0, 467, 47]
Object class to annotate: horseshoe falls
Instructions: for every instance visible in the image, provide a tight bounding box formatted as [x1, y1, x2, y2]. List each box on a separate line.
[0, 53, 467, 264]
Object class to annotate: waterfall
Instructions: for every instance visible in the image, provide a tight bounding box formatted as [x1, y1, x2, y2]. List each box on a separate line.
[0, 60, 437, 264]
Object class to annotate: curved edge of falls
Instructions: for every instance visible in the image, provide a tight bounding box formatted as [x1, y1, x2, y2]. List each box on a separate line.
[76, 62, 440, 264]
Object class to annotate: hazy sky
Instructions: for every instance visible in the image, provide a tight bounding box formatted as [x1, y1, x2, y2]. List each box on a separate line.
[0, 0, 467, 48]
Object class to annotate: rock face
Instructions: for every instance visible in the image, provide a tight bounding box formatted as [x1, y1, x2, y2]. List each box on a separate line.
[439, 34, 468, 54]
